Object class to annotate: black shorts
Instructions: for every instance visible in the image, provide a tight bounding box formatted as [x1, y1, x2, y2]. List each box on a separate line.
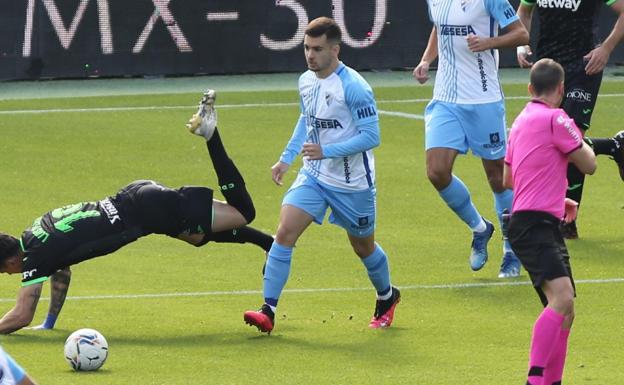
[508, 211, 576, 307]
[562, 60, 603, 132]
[110, 180, 214, 238]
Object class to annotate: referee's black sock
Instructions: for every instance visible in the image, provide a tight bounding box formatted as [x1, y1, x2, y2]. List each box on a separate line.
[585, 136, 619, 156]
[565, 163, 585, 205]
[206, 128, 255, 223]
[207, 226, 274, 252]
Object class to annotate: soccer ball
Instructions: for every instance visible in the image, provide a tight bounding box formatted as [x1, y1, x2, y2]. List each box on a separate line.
[64, 328, 109, 371]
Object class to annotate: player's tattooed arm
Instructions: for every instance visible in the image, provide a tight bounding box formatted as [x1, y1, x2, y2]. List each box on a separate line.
[26, 268, 72, 331]
[0, 283, 43, 334]
[49, 268, 71, 317]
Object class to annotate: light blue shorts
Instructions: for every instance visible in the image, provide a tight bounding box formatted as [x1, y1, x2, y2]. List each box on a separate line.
[424, 99, 507, 160]
[282, 171, 376, 237]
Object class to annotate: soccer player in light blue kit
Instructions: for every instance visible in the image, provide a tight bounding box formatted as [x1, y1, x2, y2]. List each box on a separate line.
[244, 17, 400, 333]
[0, 347, 38, 385]
[414, 0, 529, 278]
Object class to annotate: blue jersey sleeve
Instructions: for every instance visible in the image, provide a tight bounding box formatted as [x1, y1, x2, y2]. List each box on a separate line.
[484, 0, 519, 29]
[5, 351, 26, 383]
[322, 120, 380, 158]
[344, 78, 379, 126]
[321, 71, 380, 158]
[279, 114, 306, 165]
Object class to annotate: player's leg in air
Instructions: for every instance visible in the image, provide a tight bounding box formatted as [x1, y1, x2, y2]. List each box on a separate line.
[180, 90, 273, 252]
[613, 131, 624, 181]
[585, 132, 624, 181]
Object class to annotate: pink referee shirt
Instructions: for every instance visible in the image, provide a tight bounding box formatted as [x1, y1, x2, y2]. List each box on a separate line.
[505, 100, 583, 219]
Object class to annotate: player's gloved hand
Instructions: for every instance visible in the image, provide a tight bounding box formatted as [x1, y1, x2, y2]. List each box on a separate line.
[517, 45, 533, 68]
[563, 198, 579, 224]
[413, 61, 430, 84]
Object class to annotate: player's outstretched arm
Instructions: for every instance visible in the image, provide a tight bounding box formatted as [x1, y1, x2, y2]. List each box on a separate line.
[27, 268, 71, 330]
[0, 283, 43, 334]
[584, 0, 624, 75]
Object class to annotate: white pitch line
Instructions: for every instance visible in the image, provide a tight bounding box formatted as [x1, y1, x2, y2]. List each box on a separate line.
[0, 277, 622, 303]
[1, 93, 624, 115]
[379, 109, 424, 120]
[0, 102, 299, 115]
[376, 93, 624, 104]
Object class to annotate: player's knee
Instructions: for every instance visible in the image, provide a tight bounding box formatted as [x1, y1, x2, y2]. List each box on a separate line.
[274, 227, 298, 247]
[352, 243, 375, 258]
[551, 291, 575, 317]
[426, 168, 451, 190]
[487, 173, 504, 191]
[192, 234, 211, 248]
[238, 202, 256, 224]
[566, 310, 575, 326]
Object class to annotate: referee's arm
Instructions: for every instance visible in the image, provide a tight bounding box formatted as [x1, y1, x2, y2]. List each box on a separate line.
[503, 163, 513, 190]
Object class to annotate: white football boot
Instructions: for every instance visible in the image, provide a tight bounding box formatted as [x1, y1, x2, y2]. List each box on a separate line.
[185, 89, 217, 140]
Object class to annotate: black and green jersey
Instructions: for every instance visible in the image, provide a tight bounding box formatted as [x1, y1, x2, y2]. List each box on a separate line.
[19, 200, 140, 286]
[19, 180, 214, 286]
[521, 0, 617, 67]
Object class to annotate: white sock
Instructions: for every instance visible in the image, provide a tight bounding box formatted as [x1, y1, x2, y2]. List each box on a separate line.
[377, 287, 393, 301]
[471, 218, 487, 233]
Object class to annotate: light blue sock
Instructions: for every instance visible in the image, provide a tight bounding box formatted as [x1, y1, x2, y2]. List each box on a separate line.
[263, 242, 293, 308]
[361, 243, 391, 297]
[494, 189, 514, 253]
[439, 175, 483, 230]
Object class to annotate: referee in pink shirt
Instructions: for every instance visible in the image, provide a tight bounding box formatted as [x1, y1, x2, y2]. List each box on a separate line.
[503, 58, 597, 385]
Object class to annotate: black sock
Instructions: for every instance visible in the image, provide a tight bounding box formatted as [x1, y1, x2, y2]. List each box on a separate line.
[207, 226, 273, 252]
[206, 129, 255, 223]
[586, 137, 618, 156]
[566, 163, 585, 205]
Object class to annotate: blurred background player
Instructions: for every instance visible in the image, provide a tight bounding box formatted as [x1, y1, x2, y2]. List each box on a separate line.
[504, 59, 597, 385]
[0, 90, 274, 334]
[243, 17, 400, 334]
[414, 0, 529, 277]
[0, 346, 38, 385]
[516, 0, 624, 239]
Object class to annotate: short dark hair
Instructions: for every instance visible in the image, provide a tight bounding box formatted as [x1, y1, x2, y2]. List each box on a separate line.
[305, 17, 342, 43]
[0, 233, 19, 265]
[530, 58, 565, 96]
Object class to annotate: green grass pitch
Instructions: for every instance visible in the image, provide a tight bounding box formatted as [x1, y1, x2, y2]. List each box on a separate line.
[0, 81, 623, 384]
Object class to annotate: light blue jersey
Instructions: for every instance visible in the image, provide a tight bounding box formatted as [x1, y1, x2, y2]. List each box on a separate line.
[0, 347, 26, 385]
[427, 0, 519, 104]
[280, 62, 379, 191]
